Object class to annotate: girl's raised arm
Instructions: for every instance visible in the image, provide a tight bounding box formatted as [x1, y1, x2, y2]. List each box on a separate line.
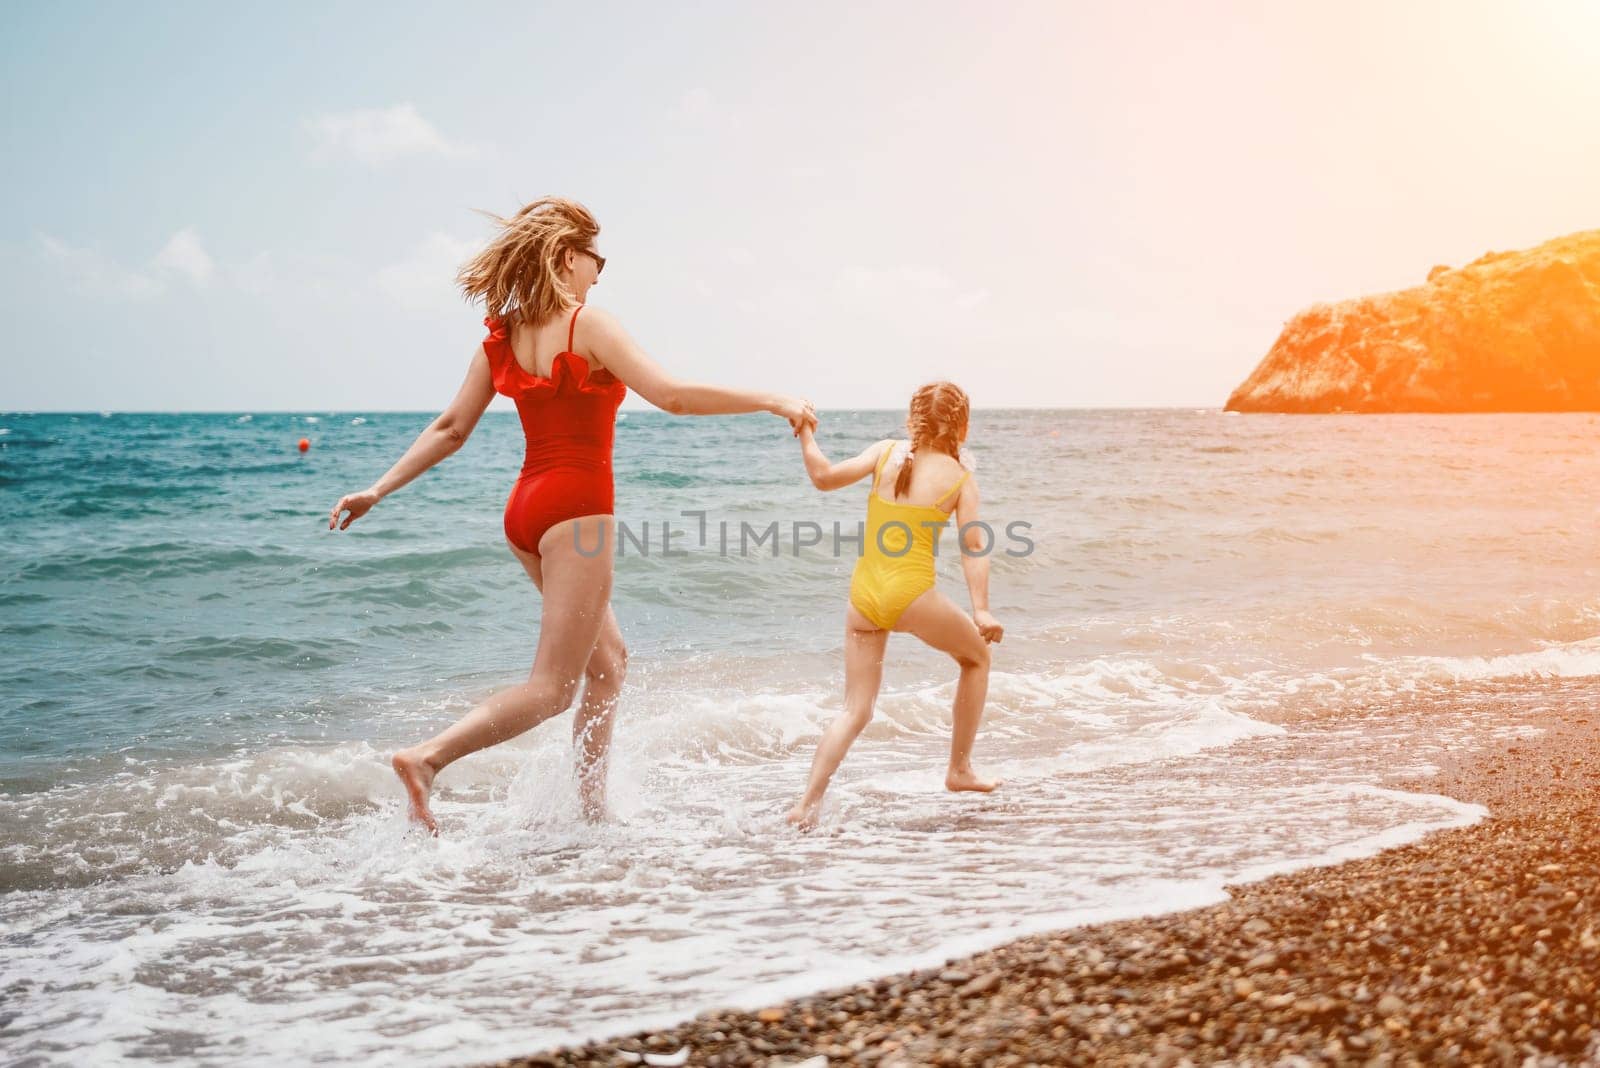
[329, 346, 496, 530]
[797, 426, 890, 492]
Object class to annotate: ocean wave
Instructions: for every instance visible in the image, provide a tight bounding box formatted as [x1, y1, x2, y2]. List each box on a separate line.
[18, 543, 304, 581]
[1245, 525, 1344, 544]
[160, 634, 360, 669]
[321, 545, 504, 578]
[1039, 596, 1600, 672]
[627, 470, 699, 488]
[1368, 635, 1600, 687]
[0, 649, 1289, 887]
[308, 576, 483, 610]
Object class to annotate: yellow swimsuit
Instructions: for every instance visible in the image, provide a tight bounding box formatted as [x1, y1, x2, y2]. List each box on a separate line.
[848, 443, 971, 630]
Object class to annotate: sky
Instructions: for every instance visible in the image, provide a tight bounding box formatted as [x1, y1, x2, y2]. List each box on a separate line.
[2, 1, 1597, 412]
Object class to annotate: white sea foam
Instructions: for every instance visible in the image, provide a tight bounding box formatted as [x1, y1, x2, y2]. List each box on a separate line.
[1371, 635, 1600, 686]
[0, 655, 1514, 1067]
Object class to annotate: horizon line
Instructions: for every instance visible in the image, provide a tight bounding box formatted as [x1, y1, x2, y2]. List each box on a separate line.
[2, 405, 1233, 416]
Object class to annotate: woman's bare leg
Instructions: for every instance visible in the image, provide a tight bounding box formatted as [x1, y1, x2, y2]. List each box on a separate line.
[894, 589, 999, 793]
[504, 545, 626, 820]
[787, 604, 889, 830]
[391, 515, 615, 832]
[571, 606, 626, 820]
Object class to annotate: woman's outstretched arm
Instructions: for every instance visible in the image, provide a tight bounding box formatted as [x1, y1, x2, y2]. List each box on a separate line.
[328, 347, 496, 530]
[797, 424, 890, 491]
[581, 306, 816, 433]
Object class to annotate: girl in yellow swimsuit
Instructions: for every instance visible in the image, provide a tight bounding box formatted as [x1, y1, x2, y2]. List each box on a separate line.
[787, 381, 1004, 830]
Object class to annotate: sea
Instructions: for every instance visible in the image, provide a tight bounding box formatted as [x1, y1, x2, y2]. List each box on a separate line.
[3, 407, 1599, 1065]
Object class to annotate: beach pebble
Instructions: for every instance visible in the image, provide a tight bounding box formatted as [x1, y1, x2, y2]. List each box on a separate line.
[1244, 952, 1278, 972]
[959, 972, 1000, 996]
[1376, 993, 1408, 1017]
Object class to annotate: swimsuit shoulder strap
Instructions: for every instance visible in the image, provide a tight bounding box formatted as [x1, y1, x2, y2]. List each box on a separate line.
[872, 442, 897, 493]
[567, 304, 585, 353]
[933, 470, 970, 510]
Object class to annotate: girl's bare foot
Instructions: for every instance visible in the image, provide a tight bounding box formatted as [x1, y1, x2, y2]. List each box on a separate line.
[391, 749, 439, 835]
[786, 799, 822, 832]
[945, 767, 1001, 793]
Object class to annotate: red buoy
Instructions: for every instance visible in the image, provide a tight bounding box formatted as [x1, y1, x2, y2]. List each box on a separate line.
[298, 438, 310, 452]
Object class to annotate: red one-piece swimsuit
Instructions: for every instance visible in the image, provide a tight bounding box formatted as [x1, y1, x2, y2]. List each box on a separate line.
[481, 305, 627, 556]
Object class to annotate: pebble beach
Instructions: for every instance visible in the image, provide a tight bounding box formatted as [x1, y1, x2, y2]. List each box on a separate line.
[499, 686, 1600, 1066]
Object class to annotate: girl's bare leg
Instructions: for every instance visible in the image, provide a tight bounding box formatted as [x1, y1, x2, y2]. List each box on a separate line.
[787, 604, 889, 830]
[391, 516, 615, 833]
[894, 589, 999, 793]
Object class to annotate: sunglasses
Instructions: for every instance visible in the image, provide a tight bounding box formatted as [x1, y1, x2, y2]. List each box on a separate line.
[578, 247, 606, 275]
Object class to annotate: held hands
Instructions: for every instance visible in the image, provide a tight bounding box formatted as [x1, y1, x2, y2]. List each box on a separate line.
[973, 609, 1004, 644]
[775, 395, 818, 437]
[328, 489, 380, 531]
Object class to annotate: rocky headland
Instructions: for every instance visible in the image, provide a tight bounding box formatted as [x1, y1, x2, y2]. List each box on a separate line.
[1226, 230, 1600, 413]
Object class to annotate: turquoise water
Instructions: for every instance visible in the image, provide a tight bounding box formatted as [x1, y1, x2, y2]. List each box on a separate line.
[4, 409, 1600, 1065]
[1, 409, 962, 777]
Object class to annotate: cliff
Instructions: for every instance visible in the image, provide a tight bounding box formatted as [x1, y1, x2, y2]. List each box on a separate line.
[1225, 230, 1600, 412]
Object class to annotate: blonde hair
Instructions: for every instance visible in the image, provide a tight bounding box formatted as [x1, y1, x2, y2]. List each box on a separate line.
[894, 381, 970, 499]
[456, 196, 599, 327]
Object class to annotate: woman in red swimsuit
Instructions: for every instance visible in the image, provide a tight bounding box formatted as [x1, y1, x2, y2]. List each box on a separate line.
[328, 197, 816, 833]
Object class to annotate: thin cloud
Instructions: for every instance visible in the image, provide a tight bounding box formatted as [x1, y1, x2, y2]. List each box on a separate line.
[38, 235, 163, 298]
[374, 233, 483, 311]
[153, 227, 214, 287]
[303, 103, 480, 164]
[38, 229, 215, 298]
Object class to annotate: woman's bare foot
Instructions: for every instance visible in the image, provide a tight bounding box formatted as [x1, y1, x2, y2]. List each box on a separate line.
[945, 766, 1001, 793]
[786, 799, 822, 832]
[391, 749, 439, 835]
[579, 791, 610, 824]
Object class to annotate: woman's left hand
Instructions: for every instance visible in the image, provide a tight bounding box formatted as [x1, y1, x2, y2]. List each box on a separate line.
[329, 489, 380, 530]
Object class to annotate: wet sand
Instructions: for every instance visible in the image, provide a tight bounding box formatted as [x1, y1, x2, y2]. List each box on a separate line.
[493, 701, 1600, 1066]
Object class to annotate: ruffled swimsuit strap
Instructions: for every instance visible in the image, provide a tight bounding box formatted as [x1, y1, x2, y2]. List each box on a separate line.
[481, 317, 514, 394]
[482, 316, 509, 361]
